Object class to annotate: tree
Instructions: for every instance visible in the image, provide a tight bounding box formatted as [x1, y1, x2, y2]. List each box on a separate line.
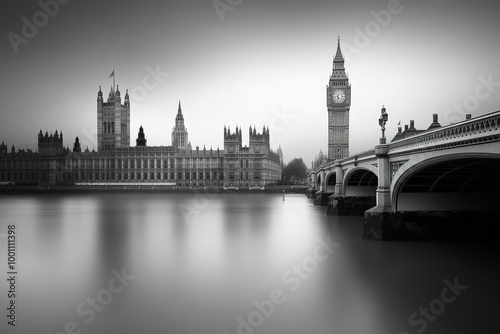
[282, 158, 307, 184]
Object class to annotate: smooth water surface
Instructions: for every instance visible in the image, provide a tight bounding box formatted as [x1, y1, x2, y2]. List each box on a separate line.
[0, 193, 498, 334]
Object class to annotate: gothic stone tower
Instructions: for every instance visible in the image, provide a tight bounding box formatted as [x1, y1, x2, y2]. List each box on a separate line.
[38, 130, 64, 156]
[249, 125, 270, 154]
[326, 37, 351, 160]
[223, 125, 242, 153]
[171, 101, 190, 150]
[97, 85, 130, 152]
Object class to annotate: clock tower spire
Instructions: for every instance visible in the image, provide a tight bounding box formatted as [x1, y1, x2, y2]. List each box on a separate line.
[333, 35, 345, 68]
[327, 36, 351, 160]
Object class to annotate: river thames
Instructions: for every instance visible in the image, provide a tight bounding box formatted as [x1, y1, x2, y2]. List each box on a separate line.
[0, 192, 498, 334]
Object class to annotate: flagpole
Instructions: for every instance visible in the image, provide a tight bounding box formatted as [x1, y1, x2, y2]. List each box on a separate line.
[113, 68, 115, 92]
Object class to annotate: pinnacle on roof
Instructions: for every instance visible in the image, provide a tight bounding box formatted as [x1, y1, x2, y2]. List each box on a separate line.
[333, 36, 344, 63]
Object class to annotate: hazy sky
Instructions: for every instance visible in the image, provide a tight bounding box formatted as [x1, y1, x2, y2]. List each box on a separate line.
[1, 0, 500, 164]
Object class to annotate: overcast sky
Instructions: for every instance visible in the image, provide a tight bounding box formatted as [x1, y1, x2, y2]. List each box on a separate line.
[1, 0, 500, 164]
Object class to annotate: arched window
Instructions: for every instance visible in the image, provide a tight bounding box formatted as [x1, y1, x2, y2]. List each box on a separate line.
[111, 122, 114, 133]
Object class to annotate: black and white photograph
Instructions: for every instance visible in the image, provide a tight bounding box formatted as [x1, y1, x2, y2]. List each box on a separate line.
[1, 0, 500, 333]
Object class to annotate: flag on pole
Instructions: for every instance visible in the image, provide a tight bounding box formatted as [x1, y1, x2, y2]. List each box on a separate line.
[397, 120, 401, 126]
[109, 70, 116, 92]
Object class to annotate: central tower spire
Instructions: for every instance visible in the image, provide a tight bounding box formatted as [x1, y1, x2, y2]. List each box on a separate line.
[172, 100, 190, 150]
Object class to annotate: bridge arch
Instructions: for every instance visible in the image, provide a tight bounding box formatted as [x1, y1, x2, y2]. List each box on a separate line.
[391, 153, 500, 212]
[324, 171, 336, 193]
[316, 174, 322, 190]
[343, 167, 378, 197]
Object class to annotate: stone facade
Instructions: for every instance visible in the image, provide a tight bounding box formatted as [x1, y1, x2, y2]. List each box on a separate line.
[223, 126, 281, 187]
[0, 83, 282, 188]
[97, 85, 130, 152]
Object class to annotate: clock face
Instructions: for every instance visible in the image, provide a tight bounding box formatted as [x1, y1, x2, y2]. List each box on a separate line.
[333, 89, 346, 103]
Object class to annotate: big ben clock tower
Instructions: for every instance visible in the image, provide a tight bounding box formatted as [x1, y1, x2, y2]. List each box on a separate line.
[327, 37, 351, 160]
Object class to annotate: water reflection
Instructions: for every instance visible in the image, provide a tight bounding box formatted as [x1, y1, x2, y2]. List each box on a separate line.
[0, 193, 498, 334]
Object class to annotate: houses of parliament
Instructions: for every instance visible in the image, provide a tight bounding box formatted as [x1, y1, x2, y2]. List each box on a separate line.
[0, 83, 283, 188]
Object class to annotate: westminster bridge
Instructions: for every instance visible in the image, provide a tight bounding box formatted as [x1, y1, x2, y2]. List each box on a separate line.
[308, 110, 500, 240]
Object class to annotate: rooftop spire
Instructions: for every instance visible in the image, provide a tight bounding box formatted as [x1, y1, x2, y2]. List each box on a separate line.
[334, 36, 344, 63]
[178, 100, 182, 115]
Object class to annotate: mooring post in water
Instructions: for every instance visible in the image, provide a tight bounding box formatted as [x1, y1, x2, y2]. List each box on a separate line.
[282, 190, 285, 201]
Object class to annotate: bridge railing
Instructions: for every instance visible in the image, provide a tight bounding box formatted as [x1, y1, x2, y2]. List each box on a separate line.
[310, 148, 376, 175]
[388, 110, 500, 154]
[340, 149, 376, 166]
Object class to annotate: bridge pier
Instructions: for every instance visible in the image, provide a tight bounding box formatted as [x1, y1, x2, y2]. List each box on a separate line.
[305, 188, 315, 199]
[363, 206, 399, 239]
[314, 190, 331, 206]
[363, 144, 395, 239]
[328, 196, 376, 215]
[364, 211, 499, 240]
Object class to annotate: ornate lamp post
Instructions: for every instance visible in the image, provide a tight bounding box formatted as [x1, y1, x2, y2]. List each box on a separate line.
[378, 106, 388, 144]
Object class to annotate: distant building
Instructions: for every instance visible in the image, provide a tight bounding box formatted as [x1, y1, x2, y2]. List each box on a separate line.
[73, 136, 81, 152]
[136, 126, 147, 147]
[391, 114, 442, 142]
[171, 101, 191, 150]
[223, 126, 281, 187]
[38, 130, 64, 156]
[0, 80, 282, 188]
[276, 145, 283, 179]
[97, 85, 130, 151]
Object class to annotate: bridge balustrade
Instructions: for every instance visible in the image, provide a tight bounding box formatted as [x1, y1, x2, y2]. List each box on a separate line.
[389, 111, 500, 154]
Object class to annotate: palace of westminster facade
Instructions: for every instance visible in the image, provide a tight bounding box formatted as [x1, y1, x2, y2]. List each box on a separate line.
[0, 84, 283, 187]
[0, 39, 372, 188]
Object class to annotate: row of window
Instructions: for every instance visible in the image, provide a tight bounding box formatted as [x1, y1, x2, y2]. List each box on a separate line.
[0, 161, 37, 168]
[227, 160, 261, 168]
[228, 172, 260, 180]
[69, 158, 223, 169]
[0, 172, 36, 181]
[103, 122, 127, 134]
[0, 170, 224, 182]
[0, 170, 278, 182]
[74, 171, 223, 181]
